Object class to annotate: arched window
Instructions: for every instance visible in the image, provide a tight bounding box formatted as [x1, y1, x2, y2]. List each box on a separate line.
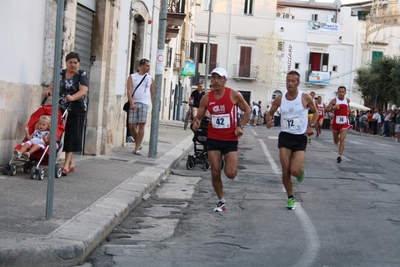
[272, 90, 282, 101]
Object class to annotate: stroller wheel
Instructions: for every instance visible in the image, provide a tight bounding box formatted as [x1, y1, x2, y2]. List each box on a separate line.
[10, 164, 17, 176]
[186, 159, 195, 170]
[38, 168, 45, 180]
[30, 167, 37, 180]
[203, 161, 210, 171]
[2, 163, 11, 175]
[23, 162, 31, 173]
[55, 165, 62, 178]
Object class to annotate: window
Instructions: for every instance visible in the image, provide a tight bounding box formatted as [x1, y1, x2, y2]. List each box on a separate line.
[309, 52, 329, 72]
[332, 65, 338, 72]
[278, 41, 285, 52]
[166, 47, 173, 68]
[357, 11, 369, 21]
[244, 0, 254, 15]
[239, 46, 252, 77]
[372, 51, 383, 63]
[195, 42, 218, 75]
[311, 14, 318, 22]
[295, 63, 300, 70]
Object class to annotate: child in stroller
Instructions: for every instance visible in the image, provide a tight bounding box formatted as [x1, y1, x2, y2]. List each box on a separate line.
[14, 115, 51, 160]
[186, 116, 210, 171]
[3, 104, 66, 180]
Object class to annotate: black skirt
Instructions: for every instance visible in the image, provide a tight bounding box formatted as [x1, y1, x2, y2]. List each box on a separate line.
[63, 112, 86, 153]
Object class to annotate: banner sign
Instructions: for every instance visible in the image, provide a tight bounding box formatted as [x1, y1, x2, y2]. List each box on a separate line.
[307, 21, 339, 35]
[181, 61, 196, 77]
[308, 71, 330, 85]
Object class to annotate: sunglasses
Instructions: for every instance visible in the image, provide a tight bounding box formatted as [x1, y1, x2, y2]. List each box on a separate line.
[140, 59, 149, 65]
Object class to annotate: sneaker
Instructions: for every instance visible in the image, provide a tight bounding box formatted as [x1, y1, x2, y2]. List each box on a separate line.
[286, 198, 296, 210]
[13, 150, 21, 159]
[126, 136, 135, 142]
[395, 138, 398, 142]
[213, 201, 227, 212]
[297, 167, 305, 183]
[337, 156, 342, 163]
[22, 152, 30, 160]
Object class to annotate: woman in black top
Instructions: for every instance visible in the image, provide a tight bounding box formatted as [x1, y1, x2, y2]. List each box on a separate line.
[44, 52, 89, 176]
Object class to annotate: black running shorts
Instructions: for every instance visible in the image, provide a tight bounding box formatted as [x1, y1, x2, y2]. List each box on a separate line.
[207, 138, 238, 155]
[278, 131, 307, 152]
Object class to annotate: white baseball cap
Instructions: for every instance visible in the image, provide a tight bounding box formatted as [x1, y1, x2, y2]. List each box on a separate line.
[211, 67, 227, 78]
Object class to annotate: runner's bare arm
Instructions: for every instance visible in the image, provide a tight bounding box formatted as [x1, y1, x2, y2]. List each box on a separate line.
[192, 94, 208, 132]
[266, 95, 281, 129]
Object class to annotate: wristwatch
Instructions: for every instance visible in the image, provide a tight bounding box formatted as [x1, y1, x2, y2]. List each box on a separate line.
[238, 124, 244, 129]
[309, 123, 315, 128]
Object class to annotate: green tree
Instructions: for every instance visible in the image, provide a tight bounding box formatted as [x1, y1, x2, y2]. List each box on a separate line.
[355, 55, 400, 108]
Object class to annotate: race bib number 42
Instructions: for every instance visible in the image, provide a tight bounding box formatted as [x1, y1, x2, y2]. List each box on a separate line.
[211, 114, 230, 129]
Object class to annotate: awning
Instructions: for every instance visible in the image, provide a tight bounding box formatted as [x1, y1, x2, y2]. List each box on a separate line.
[349, 102, 370, 111]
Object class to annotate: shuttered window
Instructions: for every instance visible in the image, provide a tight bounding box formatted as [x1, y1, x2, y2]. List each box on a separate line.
[74, 4, 94, 73]
[239, 46, 252, 77]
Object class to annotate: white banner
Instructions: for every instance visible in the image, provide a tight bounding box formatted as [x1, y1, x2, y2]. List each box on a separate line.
[307, 21, 339, 35]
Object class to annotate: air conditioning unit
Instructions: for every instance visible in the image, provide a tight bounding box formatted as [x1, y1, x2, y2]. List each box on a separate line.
[284, 13, 290, 19]
[276, 12, 281, 18]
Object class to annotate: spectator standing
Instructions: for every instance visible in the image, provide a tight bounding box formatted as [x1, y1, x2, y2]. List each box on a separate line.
[189, 80, 205, 118]
[126, 58, 154, 156]
[395, 109, 400, 142]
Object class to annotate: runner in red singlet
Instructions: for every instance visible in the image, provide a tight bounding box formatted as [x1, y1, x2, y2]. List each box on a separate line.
[315, 96, 325, 137]
[325, 86, 352, 163]
[192, 67, 251, 212]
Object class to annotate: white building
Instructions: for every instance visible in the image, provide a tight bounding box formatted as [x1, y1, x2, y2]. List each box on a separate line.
[192, 0, 369, 109]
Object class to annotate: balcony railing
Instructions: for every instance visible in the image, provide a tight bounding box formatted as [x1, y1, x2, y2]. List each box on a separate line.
[168, 0, 186, 13]
[232, 64, 257, 81]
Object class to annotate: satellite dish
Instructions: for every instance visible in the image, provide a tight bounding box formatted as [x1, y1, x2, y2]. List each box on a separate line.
[285, 13, 290, 19]
[276, 12, 281, 17]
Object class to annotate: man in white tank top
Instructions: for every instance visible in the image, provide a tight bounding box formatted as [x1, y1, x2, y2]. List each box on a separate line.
[126, 59, 155, 155]
[265, 70, 318, 210]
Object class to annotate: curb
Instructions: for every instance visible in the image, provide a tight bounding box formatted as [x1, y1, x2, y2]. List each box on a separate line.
[0, 134, 193, 267]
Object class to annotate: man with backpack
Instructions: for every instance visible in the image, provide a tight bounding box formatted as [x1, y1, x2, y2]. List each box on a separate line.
[250, 102, 259, 126]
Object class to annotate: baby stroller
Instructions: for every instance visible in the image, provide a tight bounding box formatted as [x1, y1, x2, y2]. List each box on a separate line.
[3, 101, 66, 180]
[186, 117, 211, 171]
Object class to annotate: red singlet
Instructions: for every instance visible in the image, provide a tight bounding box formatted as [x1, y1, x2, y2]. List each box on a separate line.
[332, 97, 352, 132]
[207, 87, 238, 141]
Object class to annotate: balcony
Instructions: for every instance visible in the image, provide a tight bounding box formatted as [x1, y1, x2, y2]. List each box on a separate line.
[232, 64, 257, 81]
[165, 0, 187, 43]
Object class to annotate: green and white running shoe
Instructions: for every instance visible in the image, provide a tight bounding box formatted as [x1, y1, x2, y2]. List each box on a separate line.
[297, 167, 305, 183]
[286, 198, 296, 210]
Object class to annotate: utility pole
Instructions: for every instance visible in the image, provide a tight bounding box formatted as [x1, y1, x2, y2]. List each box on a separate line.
[149, 0, 167, 157]
[204, 0, 213, 90]
[46, 0, 64, 219]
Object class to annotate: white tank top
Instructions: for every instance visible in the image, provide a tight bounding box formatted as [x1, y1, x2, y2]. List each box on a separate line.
[280, 91, 308, 135]
[131, 72, 152, 105]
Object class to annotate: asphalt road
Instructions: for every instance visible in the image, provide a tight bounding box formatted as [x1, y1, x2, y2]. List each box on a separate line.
[84, 126, 400, 267]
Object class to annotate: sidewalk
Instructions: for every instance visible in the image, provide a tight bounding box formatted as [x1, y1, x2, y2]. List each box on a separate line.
[0, 120, 193, 267]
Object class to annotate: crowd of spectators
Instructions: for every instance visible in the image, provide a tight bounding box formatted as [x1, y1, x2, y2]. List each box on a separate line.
[354, 108, 399, 141]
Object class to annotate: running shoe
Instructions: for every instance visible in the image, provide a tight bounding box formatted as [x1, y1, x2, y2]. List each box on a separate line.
[337, 156, 342, 163]
[286, 198, 296, 210]
[297, 167, 305, 183]
[213, 201, 227, 212]
[126, 136, 135, 142]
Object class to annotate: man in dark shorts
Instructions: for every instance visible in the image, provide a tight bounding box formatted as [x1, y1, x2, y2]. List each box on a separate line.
[192, 67, 251, 212]
[265, 70, 317, 210]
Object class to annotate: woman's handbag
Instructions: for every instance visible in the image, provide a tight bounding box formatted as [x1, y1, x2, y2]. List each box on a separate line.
[123, 74, 147, 112]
